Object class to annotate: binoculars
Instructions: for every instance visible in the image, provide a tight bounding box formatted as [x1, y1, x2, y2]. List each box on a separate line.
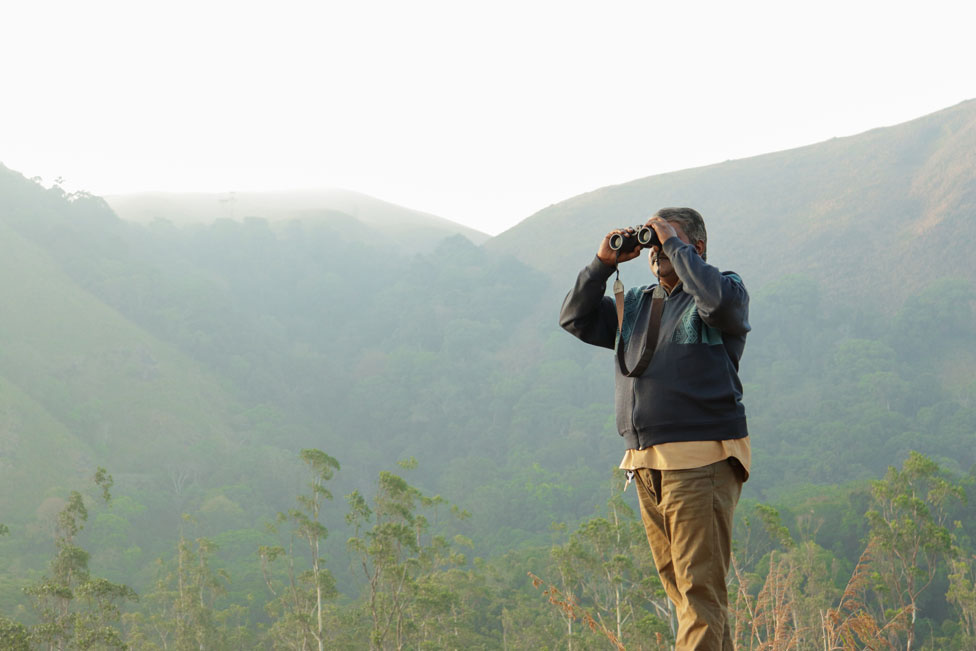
[608, 225, 661, 253]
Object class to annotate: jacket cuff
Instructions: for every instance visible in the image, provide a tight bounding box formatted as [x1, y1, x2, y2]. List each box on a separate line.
[587, 255, 618, 279]
[661, 236, 689, 256]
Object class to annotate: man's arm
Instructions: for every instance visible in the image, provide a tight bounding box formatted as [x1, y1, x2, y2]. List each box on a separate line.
[664, 237, 750, 336]
[559, 256, 619, 349]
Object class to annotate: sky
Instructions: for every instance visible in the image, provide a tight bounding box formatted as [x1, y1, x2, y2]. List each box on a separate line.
[2, 0, 974, 236]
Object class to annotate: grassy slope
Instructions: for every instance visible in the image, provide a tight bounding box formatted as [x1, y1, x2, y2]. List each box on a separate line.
[0, 207, 249, 523]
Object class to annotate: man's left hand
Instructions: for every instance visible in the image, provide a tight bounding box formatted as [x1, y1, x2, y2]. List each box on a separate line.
[645, 217, 678, 245]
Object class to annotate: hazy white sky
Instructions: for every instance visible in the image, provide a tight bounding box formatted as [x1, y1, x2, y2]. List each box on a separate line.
[2, 0, 974, 235]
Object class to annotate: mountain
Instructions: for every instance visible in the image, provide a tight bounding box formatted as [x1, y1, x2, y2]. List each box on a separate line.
[0, 164, 575, 600]
[0, 99, 974, 620]
[104, 188, 489, 253]
[488, 99, 976, 309]
[0, 169, 263, 529]
[483, 99, 976, 490]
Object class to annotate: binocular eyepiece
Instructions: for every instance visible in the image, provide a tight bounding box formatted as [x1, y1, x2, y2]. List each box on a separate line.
[608, 226, 661, 253]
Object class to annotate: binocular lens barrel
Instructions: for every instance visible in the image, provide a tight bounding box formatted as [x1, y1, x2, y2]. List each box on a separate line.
[608, 226, 660, 252]
[608, 233, 628, 250]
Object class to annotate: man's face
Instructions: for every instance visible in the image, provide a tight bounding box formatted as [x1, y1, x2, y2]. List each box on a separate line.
[645, 218, 692, 281]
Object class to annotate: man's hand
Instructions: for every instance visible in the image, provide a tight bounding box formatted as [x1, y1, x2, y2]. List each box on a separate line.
[597, 228, 643, 266]
[645, 217, 678, 246]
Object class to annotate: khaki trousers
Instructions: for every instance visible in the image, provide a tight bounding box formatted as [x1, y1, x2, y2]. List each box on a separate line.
[633, 459, 743, 651]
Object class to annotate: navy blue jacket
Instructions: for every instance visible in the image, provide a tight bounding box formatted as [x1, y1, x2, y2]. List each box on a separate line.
[559, 237, 750, 450]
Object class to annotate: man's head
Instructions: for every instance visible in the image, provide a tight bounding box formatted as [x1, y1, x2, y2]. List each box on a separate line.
[651, 207, 707, 261]
[643, 207, 707, 288]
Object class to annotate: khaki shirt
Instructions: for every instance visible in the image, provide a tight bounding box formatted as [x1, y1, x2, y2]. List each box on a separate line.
[619, 436, 751, 481]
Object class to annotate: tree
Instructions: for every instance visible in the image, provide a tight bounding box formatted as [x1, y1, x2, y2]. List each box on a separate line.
[122, 512, 252, 650]
[346, 459, 469, 650]
[24, 468, 137, 650]
[259, 448, 340, 650]
[946, 551, 976, 647]
[550, 492, 671, 650]
[728, 503, 906, 650]
[0, 615, 30, 651]
[866, 451, 964, 650]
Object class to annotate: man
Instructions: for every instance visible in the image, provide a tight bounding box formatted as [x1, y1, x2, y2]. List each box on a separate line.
[559, 207, 750, 650]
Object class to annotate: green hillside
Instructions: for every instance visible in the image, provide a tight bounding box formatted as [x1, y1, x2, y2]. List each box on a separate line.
[0, 172, 316, 609]
[488, 98, 976, 308]
[0, 190, 246, 495]
[481, 99, 976, 491]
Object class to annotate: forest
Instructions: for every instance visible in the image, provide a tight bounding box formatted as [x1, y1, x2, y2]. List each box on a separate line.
[2, 101, 976, 649]
[2, 446, 975, 649]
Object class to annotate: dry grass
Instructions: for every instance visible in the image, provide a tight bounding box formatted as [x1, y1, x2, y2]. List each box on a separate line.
[730, 541, 909, 651]
[528, 571, 629, 651]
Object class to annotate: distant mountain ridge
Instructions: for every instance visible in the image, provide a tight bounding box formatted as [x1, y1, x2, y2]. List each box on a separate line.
[105, 188, 490, 251]
[488, 98, 976, 309]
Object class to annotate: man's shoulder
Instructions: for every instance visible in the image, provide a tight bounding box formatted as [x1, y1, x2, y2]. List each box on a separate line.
[722, 271, 745, 285]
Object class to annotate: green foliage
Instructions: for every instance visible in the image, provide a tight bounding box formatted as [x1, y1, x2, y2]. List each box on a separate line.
[865, 451, 965, 648]
[946, 552, 976, 646]
[23, 471, 137, 650]
[548, 491, 672, 648]
[726, 454, 976, 650]
[745, 271, 976, 493]
[346, 464, 473, 650]
[123, 527, 251, 650]
[0, 615, 30, 651]
[259, 449, 341, 650]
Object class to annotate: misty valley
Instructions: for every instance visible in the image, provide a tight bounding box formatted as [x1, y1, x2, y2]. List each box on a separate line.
[2, 99, 976, 649]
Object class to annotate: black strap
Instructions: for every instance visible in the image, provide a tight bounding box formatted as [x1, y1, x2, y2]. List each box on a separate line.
[616, 295, 664, 377]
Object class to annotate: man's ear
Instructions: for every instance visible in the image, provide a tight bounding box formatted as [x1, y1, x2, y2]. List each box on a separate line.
[694, 240, 706, 257]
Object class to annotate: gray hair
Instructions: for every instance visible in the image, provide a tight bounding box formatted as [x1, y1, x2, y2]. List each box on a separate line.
[654, 207, 707, 261]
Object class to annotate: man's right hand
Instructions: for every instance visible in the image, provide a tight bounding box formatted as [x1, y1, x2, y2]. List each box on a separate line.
[597, 228, 644, 266]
